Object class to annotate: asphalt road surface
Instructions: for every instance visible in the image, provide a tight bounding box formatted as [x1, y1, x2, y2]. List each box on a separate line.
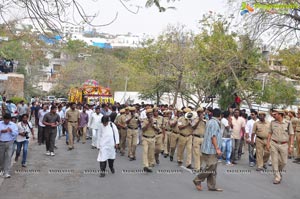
[0, 136, 300, 199]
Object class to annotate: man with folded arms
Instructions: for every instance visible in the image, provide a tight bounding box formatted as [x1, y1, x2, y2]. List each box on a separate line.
[0, 114, 18, 178]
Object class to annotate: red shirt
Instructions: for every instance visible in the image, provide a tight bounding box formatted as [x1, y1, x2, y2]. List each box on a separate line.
[235, 96, 241, 104]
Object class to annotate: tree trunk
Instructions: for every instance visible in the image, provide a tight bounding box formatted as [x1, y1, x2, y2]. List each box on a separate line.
[228, 64, 253, 110]
[172, 71, 183, 107]
[156, 91, 160, 106]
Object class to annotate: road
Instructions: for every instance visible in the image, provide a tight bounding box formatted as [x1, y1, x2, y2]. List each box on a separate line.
[0, 136, 300, 199]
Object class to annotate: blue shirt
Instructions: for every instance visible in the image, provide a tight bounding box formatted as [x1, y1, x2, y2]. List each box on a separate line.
[0, 121, 19, 141]
[101, 109, 112, 116]
[201, 117, 222, 155]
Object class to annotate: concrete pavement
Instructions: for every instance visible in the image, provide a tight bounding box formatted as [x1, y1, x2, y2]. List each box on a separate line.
[0, 136, 300, 199]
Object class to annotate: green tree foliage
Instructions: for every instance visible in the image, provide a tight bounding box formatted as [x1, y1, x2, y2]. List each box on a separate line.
[192, 13, 264, 109]
[128, 25, 194, 105]
[52, 46, 136, 96]
[262, 77, 297, 106]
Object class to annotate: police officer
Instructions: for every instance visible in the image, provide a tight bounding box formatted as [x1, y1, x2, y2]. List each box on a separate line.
[191, 107, 206, 172]
[251, 112, 270, 171]
[65, 103, 80, 150]
[267, 109, 294, 184]
[177, 108, 193, 168]
[169, 109, 182, 162]
[289, 110, 297, 160]
[151, 107, 164, 165]
[293, 110, 300, 163]
[116, 109, 127, 156]
[163, 110, 172, 158]
[141, 109, 156, 172]
[126, 106, 139, 161]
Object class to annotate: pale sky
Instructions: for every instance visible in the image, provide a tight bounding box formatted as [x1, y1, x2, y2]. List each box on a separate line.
[76, 0, 231, 36]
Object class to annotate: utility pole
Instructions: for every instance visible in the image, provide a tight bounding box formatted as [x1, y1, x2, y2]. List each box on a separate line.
[122, 76, 129, 104]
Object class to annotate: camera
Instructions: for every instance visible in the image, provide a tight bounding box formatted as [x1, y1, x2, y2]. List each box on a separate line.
[24, 132, 30, 139]
[186, 113, 193, 119]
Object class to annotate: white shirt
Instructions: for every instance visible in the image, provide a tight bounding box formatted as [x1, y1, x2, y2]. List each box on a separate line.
[231, 116, 246, 139]
[221, 118, 229, 136]
[86, 109, 94, 127]
[58, 110, 65, 120]
[245, 118, 259, 141]
[140, 109, 147, 119]
[17, 121, 33, 142]
[97, 122, 120, 162]
[17, 104, 28, 116]
[88, 112, 103, 129]
[64, 107, 70, 118]
[38, 109, 49, 127]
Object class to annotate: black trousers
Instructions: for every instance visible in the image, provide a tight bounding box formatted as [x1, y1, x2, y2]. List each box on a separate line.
[100, 159, 114, 172]
[38, 125, 45, 144]
[44, 128, 57, 152]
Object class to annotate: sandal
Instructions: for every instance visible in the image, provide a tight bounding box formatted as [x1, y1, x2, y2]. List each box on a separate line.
[208, 188, 223, 192]
[193, 180, 202, 191]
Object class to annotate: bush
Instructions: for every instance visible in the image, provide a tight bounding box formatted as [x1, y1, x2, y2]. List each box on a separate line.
[9, 97, 27, 104]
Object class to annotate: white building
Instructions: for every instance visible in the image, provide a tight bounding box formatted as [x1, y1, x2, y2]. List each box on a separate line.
[62, 25, 84, 35]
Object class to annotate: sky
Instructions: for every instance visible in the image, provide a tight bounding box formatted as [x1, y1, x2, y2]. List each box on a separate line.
[76, 0, 232, 36]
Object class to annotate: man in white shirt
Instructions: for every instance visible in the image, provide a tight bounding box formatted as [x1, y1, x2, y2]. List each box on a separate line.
[86, 105, 94, 140]
[245, 110, 259, 167]
[17, 100, 29, 121]
[38, 104, 49, 145]
[16, 114, 34, 167]
[220, 111, 233, 165]
[88, 106, 103, 149]
[230, 109, 246, 164]
[56, 105, 65, 140]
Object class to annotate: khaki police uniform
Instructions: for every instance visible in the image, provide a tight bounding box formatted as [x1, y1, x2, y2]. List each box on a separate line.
[270, 120, 294, 182]
[169, 116, 180, 159]
[163, 115, 172, 156]
[116, 113, 127, 155]
[294, 117, 300, 159]
[66, 109, 80, 149]
[126, 112, 139, 159]
[151, 115, 164, 164]
[177, 116, 193, 166]
[141, 118, 156, 168]
[252, 120, 270, 169]
[192, 117, 206, 171]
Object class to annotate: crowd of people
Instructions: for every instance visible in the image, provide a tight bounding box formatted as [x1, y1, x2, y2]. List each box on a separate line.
[0, 98, 298, 191]
[0, 59, 15, 73]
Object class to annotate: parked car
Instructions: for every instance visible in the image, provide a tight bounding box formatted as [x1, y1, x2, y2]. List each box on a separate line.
[57, 98, 68, 103]
[42, 96, 56, 103]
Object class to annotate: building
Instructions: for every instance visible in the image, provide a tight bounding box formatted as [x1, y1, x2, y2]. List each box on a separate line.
[0, 73, 24, 98]
[62, 25, 84, 36]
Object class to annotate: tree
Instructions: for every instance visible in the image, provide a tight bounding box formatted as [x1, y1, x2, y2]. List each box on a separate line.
[128, 25, 194, 106]
[229, 0, 300, 44]
[228, 0, 300, 81]
[145, 0, 177, 12]
[51, 46, 135, 96]
[0, 24, 47, 98]
[192, 13, 265, 110]
[261, 76, 297, 107]
[0, 0, 178, 34]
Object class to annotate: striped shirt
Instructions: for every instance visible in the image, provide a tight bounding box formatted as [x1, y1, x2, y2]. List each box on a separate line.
[201, 117, 222, 155]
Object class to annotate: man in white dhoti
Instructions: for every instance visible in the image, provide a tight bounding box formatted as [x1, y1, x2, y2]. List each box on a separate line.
[88, 107, 103, 149]
[97, 116, 119, 177]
